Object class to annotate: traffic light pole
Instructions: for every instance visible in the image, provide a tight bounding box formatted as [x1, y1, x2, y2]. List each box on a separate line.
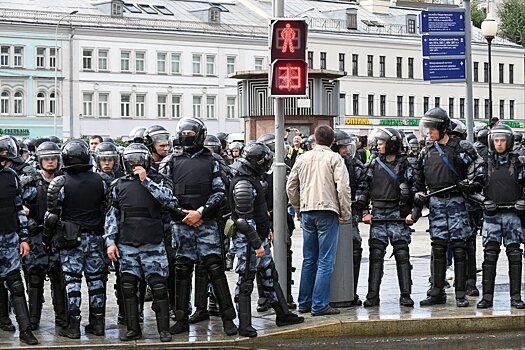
[272, 0, 288, 301]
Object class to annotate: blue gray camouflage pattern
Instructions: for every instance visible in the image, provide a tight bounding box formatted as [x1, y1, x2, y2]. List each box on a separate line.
[0, 232, 21, 278]
[23, 232, 61, 272]
[118, 243, 169, 282]
[428, 195, 471, 241]
[172, 220, 222, 262]
[482, 212, 523, 247]
[370, 207, 411, 245]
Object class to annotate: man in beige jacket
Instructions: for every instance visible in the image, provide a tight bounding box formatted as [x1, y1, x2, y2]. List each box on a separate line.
[286, 125, 352, 316]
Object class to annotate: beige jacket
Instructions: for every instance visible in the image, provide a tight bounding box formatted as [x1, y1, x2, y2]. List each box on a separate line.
[286, 145, 352, 221]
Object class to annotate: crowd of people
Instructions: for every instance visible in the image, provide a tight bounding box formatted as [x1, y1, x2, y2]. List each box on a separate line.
[0, 109, 524, 346]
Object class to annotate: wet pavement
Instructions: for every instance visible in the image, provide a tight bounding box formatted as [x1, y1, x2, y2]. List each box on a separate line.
[1, 217, 524, 349]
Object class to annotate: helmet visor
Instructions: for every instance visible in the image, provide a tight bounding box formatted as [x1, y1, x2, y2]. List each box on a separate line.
[488, 130, 513, 153]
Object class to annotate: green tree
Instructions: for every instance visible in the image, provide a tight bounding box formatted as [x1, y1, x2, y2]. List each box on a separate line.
[471, 0, 486, 29]
[497, 0, 525, 46]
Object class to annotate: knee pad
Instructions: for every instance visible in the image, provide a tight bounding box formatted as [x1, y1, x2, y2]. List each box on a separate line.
[506, 244, 523, 264]
[239, 272, 256, 295]
[5, 271, 24, 297]
[431, 238, 448, 258]
[175, 262, 193, 280]
[204, 254, 224, 280]
[27, 271, 45, 288]
[449, 239, 466, 250]
[393, 241, 410, 264]
[450, 240, 466, 262]
[369, 239, 386, 263]
[121, 273, 138, 298]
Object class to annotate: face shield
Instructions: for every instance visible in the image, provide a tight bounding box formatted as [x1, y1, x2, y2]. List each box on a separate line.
[488, 129, 513, 153]
[419, 117, 446, 140]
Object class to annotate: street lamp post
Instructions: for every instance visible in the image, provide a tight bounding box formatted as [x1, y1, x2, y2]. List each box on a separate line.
[54, 10, 78, 137]
[481, 12, 498, 121]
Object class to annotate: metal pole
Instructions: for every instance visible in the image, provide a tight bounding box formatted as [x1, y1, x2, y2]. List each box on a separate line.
[464, 0, 474, 142]
[69, 28, 75, 138]
[487, 38, 493, 120]
[272, 0, 288, 298]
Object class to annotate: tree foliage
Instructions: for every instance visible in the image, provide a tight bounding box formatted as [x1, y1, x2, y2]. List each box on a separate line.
[471, 0, 486, 29]
[497, 0, 525, 46]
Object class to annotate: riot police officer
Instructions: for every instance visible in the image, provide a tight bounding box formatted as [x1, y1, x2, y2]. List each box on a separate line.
[94, 141, 123, 186]
[229, 142, 304, 337]
[159, 117, 237, 336]
[20, 142, 68, 330]
[474, 127, 489, 160]
[0, 135, 39, 345]
[476, 125, 525, 309]
[411, 108, 483, 307]
[44, 139, 108, 339]
[105, 143, 173, 341]
[361, 128, 415, 307]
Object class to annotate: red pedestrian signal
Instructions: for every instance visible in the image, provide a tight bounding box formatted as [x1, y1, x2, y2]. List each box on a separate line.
[269, 19, 308, 97]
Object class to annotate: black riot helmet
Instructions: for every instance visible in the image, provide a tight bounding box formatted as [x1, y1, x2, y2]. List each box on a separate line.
[419, 107, 451, 140]
[368, 127, 402, 155]
[127, 127, 146, 144]
[61, 139, 91, 173]
[216, 132, 229, 150]
[94, 142, 120, 170]
[102, 137, 115, 144]
[0, 135, 18, 163]
[123, 143, 151, 174]
[238, 141, 273, 175]
[176, 117, 207, 148]
[24, 138, 37, 153]
[488, 124, 514, 154]
[408, 137, 420, 152]
[229, 141, 243, 152]
[204, 135, 222, 154]
[331, 129, 356, 158]
[476, 128, 489, 146]
[36, 141, 61, 172]
[514, 132, 523, 144]
[144, 125, 171, 151]
[48, 135, 62, 146]
[449, 119, 467, 140]
[257, 133, 276, 153]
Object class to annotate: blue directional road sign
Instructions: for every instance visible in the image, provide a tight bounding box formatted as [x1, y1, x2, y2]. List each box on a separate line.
[420, 10, 465, 33]
[422, 35, 465, 57]
[423, 59, 465, 81]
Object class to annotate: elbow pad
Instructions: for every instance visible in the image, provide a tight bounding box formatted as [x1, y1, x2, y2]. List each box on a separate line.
[235, 218, 262, 249]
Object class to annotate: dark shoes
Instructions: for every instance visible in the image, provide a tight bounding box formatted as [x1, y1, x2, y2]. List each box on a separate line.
[363, 298, 380, 307]
[511, 299, 525, 309]
[311, 306, 340, 316]
[257, 298, 271, 312]
[222, 319, 238, 336]
[0, 318, 15, 332]
[350, 296, 363, 306]
[420, 294, 447, 306]
[399, 295, 414, 307]
[159, 330, 172, 342]
[239, 325, 257, 338]
[476, 299, 493, 309]
[169, 321, 189, 335]
[19, 330, 39, 345]
[120, 329, 142, 341]
[298, 307, 310, 314]
[466, 284, 480, 297]
[456, 297, 470, 307]
[188, 309, 210, 324]
[276, 313, 304, 326]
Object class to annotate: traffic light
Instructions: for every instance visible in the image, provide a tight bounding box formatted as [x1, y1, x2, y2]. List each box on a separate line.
[269, 19, 308, 97]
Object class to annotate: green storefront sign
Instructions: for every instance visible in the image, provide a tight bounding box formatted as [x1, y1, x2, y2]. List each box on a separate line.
[0, 128, 30, 136]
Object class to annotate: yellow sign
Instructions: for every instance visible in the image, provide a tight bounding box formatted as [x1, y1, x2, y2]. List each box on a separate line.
[344, 118, 371, 125]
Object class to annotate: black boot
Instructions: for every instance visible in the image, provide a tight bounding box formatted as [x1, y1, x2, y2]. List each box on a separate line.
[49, 268, 68, 328]
[393, 242, 414, 307]
[238, 294, 257, 337]
[0, 282, 15, 332]
[465, 236, 479, 296]
[452, 241, 469, 307]
[59, 314, 81, 339]
[507, 245, 525, 309]
[351, 241, 363, 306]
[120, 278, 142, 341]
[272, 301, 304, 326]
[255, 273, 270, 312]
[84, 309, 105, 336]
[421, 239, 447, 306]
[189, 264, 210, 324]
[477, 243, 498, 309]
[151, 283, 172, 342]
[286, 248, 297, 310]
[363, 240, 385, 307]
[206, 256, 237, 336]
[169, 263, 192, 335]
[26, 273, 44, 330]
[8, 276, 39, 345]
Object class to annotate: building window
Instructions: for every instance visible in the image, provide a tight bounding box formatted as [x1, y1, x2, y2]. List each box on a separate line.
[448, 97, 454, 118]
[396, 57, 402, 78]
[254, 57, 264, 70]
[460, 98, 465, 118]
[408, 19, 416, 34]
[367, 55, 373, 77]
[423, 96, 429, 113]
[83, 49, 93, 70]
[339, 53, 345, 71]
[226, 56, 235, 75]
[171, 53, 181, 74]
[120, 94, 130, 117]
[483, 62, 489, 83]
[206, 55, 215, 76]
[434, 97, 440, 108]
[367, 95, 374, 116]
[474, 99, 480, 119]
[408, 57, 414, 79]
[379, 56, 385, 77]
[0, 91, 9, 114]
[307, 51, 313, 68]
[158, 95, 167, 118]
[380, 95, 386, 116]
[98, 93, 108, 117]
[409, 96, 415, 117]
[206, 96, 216, 119]
[36, 92, 45, 115]
[121, 51, 131, 72]
[36, 47, 46, 68]
[98, 50, 108, 71]
[135, 94, 145, 117]
[192, 96, 202, 118]
[227, 96, 236, 118]
[135, 51, 145, 73]
[192, 54, 202, 74]
[484, 99, 490, 118]
[509, 64, 514, 84]
[320, 52, 326, 70]
[0, 46, 9, 67]
[14, 91, 23, 115]
[473, 62, 479, 82]
[171, 95, 181, 118]
[499, 99, 505, 119]
[157, 52, 167, 74]
[352, 94, 359, 115]
[13, 46, 23, 67]
[82, 92, 93, 116]
[498, 63, 504, 83]
[397, 96, 403, 117]
[509, 100, 515, 119]
[352, 54, 358, 76]
[112, 1, 123, 16]
[49, 48, 56, 69]
[49, 92, 55, 114]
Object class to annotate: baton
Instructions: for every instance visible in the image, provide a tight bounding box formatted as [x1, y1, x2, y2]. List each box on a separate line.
[421, 185, 457, 199]
[371, 218, 407, 223]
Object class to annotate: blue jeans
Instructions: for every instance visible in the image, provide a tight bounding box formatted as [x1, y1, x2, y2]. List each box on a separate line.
[298, 210, 339, 313]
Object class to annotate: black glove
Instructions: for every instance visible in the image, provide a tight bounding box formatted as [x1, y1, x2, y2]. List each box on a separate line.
[353, 194, 368, 211]
[414, 192, 427, 208]
[164, 203, 185, 221]
[457, 179, 477, 195]
[483, 199, 498, 216]
[514, 199, 525, 217]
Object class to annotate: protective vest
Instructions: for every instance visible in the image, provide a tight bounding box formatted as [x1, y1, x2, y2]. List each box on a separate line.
[27, 173, 49, 225]
[62, 172, 105, 232]
[370, 157, 401, 208]
[229, 175, 270, 240]
[116, 178, 163, 246]
[484, 154, 522, 205]
[172, 154, 213, 210]
[0, 168, 19, 233]
[423, 138, 465, 191]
